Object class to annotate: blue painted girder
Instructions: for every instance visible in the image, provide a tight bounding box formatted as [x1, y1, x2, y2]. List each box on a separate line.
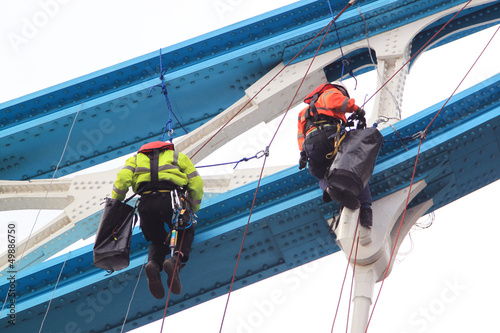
[1, 72, 499, 332]
[3, 0, 497, 181]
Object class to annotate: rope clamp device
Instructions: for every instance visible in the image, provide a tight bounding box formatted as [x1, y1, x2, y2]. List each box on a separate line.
[255, 146, 270, 159]
[412, 130, 427, 140]
[169, 187, 197, 256]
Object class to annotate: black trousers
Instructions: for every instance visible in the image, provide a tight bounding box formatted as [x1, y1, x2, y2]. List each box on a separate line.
[137, 192, 195, 267]
[303, 127, 372, 208]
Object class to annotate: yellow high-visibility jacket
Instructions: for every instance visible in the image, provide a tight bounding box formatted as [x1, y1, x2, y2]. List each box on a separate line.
[111, 146, 204, 212]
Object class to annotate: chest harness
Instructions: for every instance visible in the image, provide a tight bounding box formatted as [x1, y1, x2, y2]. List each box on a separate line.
[303, 93, 347, 160]
[139, 142, 197, 255]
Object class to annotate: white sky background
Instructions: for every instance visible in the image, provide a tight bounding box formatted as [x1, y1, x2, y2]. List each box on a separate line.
[1, 1, 500, 333]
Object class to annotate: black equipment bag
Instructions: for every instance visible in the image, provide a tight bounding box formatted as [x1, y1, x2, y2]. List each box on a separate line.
[326, 127, 383, 201]
[93, 196, 137, 272]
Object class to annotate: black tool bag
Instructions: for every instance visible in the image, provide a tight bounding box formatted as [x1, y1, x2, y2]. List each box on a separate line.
[93, 196, 137, 273]
[326, 127, 383, 201]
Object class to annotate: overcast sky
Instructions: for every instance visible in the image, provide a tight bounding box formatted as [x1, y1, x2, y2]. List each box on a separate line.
[1, 1, 500, 333]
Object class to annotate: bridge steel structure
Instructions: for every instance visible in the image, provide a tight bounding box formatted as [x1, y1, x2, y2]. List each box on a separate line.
[1, 0, 499, 332]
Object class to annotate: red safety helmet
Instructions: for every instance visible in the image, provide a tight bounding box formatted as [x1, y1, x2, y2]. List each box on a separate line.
[304, 81, 350, 104]
[138, 141, 174, 154]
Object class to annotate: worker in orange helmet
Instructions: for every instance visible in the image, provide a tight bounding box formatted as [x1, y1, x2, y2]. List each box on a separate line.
[297, 81, 373, 228]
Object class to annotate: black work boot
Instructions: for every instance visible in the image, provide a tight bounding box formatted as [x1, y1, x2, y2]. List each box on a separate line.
[360, 208, 373, 228]
[163, 254, 185, 295]
[145, 261, 165, 299]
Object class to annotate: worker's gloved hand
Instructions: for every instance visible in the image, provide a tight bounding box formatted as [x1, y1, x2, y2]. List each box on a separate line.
[298, 150, 308, 170]
[356, 107, 366, 117]
[357, 117, 367, 129]
[353, 107, 367, 129]
[347, 112, 358, 124]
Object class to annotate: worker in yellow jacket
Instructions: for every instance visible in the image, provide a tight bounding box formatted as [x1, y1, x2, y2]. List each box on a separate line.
[112, 141, 203, 299]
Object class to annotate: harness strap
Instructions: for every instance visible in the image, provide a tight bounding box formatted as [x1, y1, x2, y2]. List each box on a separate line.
[326, 123, 347, 160]
[149, 148, 160, 186]
[304, 93, 320, 122]
[303, 92, 348, 160]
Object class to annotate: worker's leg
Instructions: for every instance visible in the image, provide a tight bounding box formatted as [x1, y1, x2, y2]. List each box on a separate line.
[163, 225, 194, 295]
[175, 226, 195, 263]
[138, 193, 174, 299]
[357, 184, 372, 209]
[357, 185, 373, 228]
[303, 133, 335, 202]
[138, 193, 173, 266]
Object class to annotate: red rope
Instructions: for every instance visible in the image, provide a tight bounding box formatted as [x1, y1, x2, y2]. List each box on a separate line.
[345, 231, 360, 333]
[218, 157, 268, 333]
[362, 0, 473, 109]
[364, 19, 499, 333]
[330, 215, 360, 333]
[218, 18, 337, 333]
[190, 20, 334, 161]
[423, 24, 500, 134]
[159, 228, 186, 332]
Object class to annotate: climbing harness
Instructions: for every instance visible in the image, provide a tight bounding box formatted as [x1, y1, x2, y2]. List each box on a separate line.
[14, 1, 495, 332]
[169, 187, 197, 256]
[171, 187, 197, 229]
[301, 89, 348, 162]
[219, 9, 337, 333]
[138, 142, 196, 257]
[191, 18, 335, 160]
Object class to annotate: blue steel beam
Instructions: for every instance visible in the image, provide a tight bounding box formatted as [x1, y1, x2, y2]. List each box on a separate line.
[1, 72, 499, 332]
[3, 0, 496, 180]
[410, 2, 500, 64]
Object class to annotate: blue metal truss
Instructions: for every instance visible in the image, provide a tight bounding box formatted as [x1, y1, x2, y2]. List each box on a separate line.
[1, 1, 500, 332]
[2, 72, 499, 333]
[2, 0, 497, 180]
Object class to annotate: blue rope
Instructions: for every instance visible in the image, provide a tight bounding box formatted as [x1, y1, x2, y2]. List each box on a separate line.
[196, 148, 269, 169]
[148, 48, 189, 143]
[327, 0, 335, 16]
[160, 84, 174, 142]
[332, 20, 358, 88]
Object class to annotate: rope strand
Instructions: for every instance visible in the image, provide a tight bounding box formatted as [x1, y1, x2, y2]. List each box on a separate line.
[160, 227, 187, 332]
[362, 0, 473, 109]
[196, 149, 269, 169]
[364, 14, 498, 333]
[331, 217, 360, 332]
[38, 252, 71, 333]
[190, 20, 334, 161]
[150, 48, 189, 143]
[219, 16, 337, 333]
[1, 103, 83, 318]
[120, 258, 147, 333]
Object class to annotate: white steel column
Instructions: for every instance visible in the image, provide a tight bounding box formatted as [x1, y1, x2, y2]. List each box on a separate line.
[367, 28, 411, 130]
[332, 180, 433, 333]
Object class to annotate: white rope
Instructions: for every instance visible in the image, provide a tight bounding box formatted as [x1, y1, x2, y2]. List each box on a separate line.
[38, 251, 71, 333]
[120, 257, 147, 333]
[0, 103, 84, 318]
